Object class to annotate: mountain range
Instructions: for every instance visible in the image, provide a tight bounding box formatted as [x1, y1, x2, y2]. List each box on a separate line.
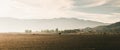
[90, 21, 120, 34]
[0, 17, 107, 32]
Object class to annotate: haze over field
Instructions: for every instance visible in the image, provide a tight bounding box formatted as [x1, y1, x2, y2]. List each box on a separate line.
[0, 17, 107, 32]
[0, 0, 120, 32]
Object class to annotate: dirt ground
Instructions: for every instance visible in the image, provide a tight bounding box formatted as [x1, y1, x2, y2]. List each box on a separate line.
[0, 33, 120, 50]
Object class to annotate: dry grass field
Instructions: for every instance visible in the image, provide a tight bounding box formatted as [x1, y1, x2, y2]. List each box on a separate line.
[0, 33, 120, 50]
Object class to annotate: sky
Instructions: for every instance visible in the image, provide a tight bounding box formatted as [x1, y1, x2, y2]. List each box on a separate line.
[0, 0, 120, 23]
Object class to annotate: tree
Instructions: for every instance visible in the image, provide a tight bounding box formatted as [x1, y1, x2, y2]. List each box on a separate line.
[25, 30, 32, 33]
[55, 28, 59, 33]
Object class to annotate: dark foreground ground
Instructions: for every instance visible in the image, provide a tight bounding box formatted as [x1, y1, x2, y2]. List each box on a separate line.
[0, 34, 120, 50]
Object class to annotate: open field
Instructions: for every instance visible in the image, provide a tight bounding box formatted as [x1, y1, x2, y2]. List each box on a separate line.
[0, 33, 120, 50]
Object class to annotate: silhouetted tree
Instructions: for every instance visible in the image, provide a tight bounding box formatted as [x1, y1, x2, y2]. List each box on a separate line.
[55, 28, 59, 32]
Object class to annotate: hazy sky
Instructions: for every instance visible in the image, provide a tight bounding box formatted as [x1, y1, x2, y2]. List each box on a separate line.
[0, 0, 120, 23]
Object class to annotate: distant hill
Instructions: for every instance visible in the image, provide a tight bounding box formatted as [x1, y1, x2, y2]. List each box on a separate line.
[0, 17, 107, 32]
[92, 22, 120, 34]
